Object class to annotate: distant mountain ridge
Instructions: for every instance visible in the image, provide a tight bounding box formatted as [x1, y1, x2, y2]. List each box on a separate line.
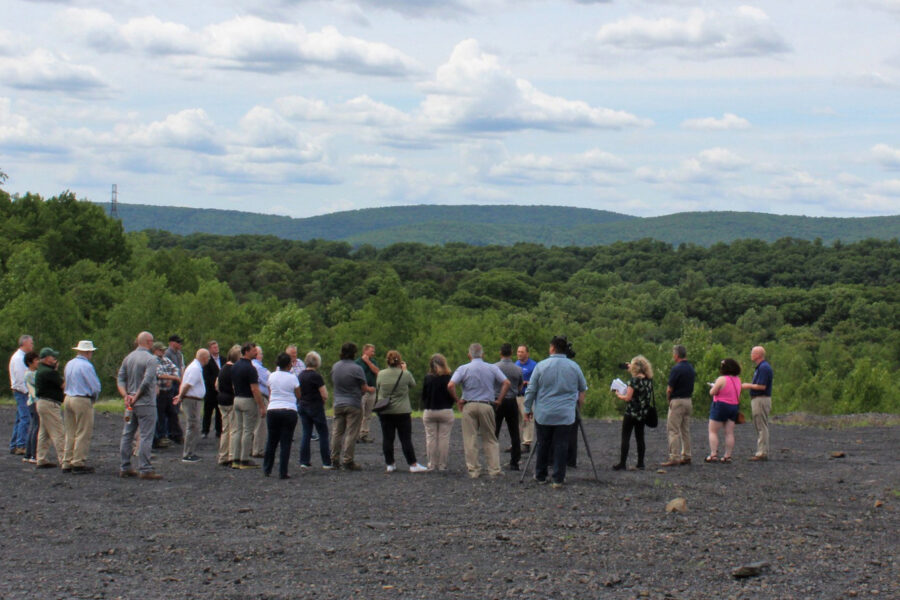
[110, 203, 900, 247]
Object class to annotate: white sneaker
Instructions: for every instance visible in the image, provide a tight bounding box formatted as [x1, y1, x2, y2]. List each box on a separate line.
[299, 464, 311, 470]
[385, 464, 396, 473]
[409, 463, 428, 473]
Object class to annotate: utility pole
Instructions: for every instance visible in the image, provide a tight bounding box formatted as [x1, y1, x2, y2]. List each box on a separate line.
[110, 183, 119, 219]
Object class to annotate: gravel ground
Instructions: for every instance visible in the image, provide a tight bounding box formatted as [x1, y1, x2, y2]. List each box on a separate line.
[1, 406, 897, 600]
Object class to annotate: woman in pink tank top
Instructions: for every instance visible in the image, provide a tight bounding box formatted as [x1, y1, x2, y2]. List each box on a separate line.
[706, 358, 742, 463]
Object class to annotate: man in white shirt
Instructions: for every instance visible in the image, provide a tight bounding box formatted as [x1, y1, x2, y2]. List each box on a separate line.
[8, 335, 34, 455]
[176, 348, 210, 462]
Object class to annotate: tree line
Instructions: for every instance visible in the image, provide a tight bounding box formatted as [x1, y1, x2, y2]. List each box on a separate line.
[2, 190, 899, 417]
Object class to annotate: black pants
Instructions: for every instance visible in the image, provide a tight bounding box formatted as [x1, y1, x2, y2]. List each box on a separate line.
[535, 422, 571, 484]
[378, 413, 417, 466]
[263, 409, 298, 478]
[547, 416, 579, 468]
[202, 395, 222, 436]
[619, 414, 645, 467]
[494, 397, 521, 466]
[155, 388, 183, 442]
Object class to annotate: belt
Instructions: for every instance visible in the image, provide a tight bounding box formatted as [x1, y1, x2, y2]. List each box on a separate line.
[183, 396, 203, 401]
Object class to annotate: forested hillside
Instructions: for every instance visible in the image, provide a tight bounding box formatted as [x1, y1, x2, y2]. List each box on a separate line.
[114, 202, 900, 247]
[4, 190, 899, 416]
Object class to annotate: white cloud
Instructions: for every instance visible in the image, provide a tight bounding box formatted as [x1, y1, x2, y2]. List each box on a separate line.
[62, 9, 420, 77]
[121, 109, 224, 154]
[0, 45, 108, 94]
[843, 71, 897, 89]
[637, 147, 748, 185]
[872, 143, 900, 168]
[348, 154, 399, 168]
[593, 7, 790, 59]
[0, 98, 69, 154]
[682, 112, 751, 131]
[873, 179, 900, 196]
[485, 148, 627, 185]
[861, 1, 900, 16]
[420, 39, 651, 133]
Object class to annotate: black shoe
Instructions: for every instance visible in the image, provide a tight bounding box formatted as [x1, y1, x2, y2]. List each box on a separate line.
[636, 463, 645, 470]
[71, 465, 95, 474]
[612, 463, 626, 471]
[508, 464, 520, 471]
[279, 474, 291, 480]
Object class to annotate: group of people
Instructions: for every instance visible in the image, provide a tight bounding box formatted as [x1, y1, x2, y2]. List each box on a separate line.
[8, 330, 773, 487]
[611, 344, 773, 471]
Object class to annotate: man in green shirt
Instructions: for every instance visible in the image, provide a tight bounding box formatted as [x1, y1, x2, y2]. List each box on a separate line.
[356, 344, 379, 443]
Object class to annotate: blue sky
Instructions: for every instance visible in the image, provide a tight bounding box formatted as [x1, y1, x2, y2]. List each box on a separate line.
[1, 0, 899, 218]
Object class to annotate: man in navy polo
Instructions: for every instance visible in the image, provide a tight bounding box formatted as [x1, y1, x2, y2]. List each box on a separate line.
[742, 346, 773, 461]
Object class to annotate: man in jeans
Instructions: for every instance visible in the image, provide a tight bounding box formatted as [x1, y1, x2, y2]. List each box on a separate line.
[330, 342, 372, 470]
[8, 335, 34, 455]
[661, 344, 695, 467]
[743, 346, 773, 461]
[117, 331, 162, 480]
[449, 343, 510, 479]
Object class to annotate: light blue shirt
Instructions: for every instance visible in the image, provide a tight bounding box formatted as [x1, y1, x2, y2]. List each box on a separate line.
[524, 354, 587, 426]
[64, 355, 102, 402]
[253, 359, 270, 398]
[450, 358, 508, 403]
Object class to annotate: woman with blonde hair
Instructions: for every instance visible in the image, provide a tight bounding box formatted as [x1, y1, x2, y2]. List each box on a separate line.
[376, 350, 427, 473]
[612, 355, 654, 471]
[420, 353, 455, 471]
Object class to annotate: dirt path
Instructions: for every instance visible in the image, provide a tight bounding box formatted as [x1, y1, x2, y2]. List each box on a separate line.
[1, 407, 897, 599]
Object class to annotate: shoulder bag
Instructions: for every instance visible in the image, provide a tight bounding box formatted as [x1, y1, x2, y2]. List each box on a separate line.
[373, 371, 404, 413]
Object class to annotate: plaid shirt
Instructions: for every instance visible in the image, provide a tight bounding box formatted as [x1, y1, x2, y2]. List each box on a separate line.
[156, 356, 179, 390]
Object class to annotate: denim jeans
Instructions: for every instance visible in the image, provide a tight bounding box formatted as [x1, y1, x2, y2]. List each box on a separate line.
[263, 409, 297, 477]
[299, 403, 331, 466]
[535, 422, 572, 484]
[9, 391, 30, 450]
[25, 403, 40, 459]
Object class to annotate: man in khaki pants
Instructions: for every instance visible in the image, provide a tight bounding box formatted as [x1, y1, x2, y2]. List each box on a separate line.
[515, 345, 537, 453]
[743, 346, 773, 461]
[449, 343, 510, 478]
[661, 345, 695, 467]
[34, 347, 65, 469]
[62, 341, 102, 473]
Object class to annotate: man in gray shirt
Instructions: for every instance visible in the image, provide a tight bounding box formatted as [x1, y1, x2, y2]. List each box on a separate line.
[117, 331, 162, 480]
[330, 342, 373, 470]
[494, 343, 523, 470]
[449, 343, 510, 478]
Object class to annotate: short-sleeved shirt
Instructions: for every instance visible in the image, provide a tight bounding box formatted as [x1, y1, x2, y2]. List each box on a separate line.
[267, 370, 299, 412]
[331, 359, 367, 409]
[450, 358, 508, 403]
[156, 356, 179, 390]
[231, 358, 259, 398]
[751, 360, 773, 397]
[299, 369, 326, 408]
[253, 359, 270, 398]
[668, 360, 696, 399]
[495, 359, 523, 400]
[355, 356, 379, 387]
[625, 377, 654, 420]
[180, 359, 206, 399]
[515, 358, 537, 394]
[217, 363, 235, 406]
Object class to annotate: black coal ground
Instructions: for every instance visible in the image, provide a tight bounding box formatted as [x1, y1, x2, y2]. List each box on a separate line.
[1, 407, 897, 599]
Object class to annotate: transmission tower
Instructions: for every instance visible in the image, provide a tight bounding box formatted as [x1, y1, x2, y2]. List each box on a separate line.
[110, 184, 119, 219]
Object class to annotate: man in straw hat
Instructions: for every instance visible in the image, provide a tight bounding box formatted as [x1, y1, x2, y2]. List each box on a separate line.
[62, 340, 102, 473]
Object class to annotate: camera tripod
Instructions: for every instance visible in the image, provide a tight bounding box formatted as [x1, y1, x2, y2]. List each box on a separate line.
[519, 417, 600, 483]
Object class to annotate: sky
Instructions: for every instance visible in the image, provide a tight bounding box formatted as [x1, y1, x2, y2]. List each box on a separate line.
[1, 0, 899, 219]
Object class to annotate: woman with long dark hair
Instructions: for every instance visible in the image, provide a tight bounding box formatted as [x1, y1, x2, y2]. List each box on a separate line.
[706, 358, 742, 463]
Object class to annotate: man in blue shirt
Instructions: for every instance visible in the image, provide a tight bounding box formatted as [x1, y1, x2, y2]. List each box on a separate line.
[251, 346, 271, 458]
[524, 336, 587, 488]
[62, 340, 102, 473]
[742, 346, 773, 461]
[515, 345, 538, 453]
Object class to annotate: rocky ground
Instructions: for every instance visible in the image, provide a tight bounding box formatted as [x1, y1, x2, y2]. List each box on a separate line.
[0, 406, 897, 599]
